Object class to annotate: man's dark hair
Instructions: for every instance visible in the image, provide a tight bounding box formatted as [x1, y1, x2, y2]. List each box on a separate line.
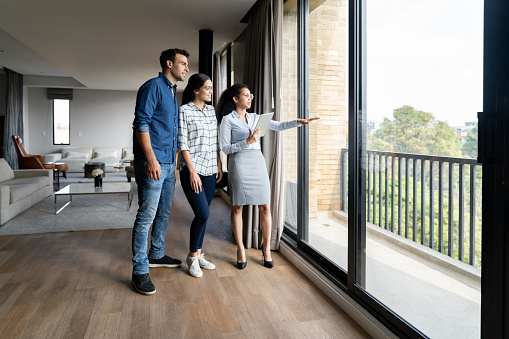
[159, 48, 190, 70]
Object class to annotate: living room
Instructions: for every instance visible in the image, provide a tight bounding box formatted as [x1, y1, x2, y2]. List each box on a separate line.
[2, 0, 509, 338]
[0, 0, 380, 337]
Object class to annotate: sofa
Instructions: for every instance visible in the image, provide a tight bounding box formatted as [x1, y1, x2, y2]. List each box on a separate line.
[0, 158, 53, 225]
[44, 147, 134, 173]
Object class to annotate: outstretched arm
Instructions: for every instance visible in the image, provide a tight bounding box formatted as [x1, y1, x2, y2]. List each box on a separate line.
[267, 116, 320, 131]
[297, 116, 320, 125]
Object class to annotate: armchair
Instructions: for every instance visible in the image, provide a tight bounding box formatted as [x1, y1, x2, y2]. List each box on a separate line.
[12, 135, 55, 170]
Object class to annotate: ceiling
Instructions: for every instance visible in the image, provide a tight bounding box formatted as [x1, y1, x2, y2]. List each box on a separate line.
[0, 0, 255, 91]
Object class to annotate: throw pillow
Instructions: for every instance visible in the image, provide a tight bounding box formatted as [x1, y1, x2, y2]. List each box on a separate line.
[0, 158, 15, 182]
[66, 152, 90, 159]
[94, 151, 117, 159]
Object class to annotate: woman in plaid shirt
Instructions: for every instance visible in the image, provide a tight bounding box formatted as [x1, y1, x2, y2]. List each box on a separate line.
[178, 73, 223, 278]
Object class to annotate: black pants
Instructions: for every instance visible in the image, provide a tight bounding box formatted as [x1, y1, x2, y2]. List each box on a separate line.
[179, 166, 216, 252]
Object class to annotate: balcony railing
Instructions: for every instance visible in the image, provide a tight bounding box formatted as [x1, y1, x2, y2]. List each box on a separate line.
[340, 149, 482, 267]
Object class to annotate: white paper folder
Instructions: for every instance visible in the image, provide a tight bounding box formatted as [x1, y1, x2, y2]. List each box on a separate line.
[253, 112, 274, 137]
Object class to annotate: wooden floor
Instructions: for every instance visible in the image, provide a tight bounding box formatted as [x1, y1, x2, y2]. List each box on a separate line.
[0, 185, 370, 338]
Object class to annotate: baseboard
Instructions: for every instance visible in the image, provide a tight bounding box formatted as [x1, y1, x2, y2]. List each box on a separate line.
[279, 242, 397, 339]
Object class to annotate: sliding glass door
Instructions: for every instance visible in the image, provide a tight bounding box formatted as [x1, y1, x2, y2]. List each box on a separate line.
[282, 0, 349, 276]
[360, 0, 483, 337]
[279, 0, 509, 337]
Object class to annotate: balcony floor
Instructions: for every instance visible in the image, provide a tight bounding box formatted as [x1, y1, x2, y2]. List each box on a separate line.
[306, 213, 481, 339]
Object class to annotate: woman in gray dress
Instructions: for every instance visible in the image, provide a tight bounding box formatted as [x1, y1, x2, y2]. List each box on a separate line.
[217, 84, 319, 269]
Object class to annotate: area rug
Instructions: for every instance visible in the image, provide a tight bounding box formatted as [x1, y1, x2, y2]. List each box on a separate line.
[0, 188, 139, 235]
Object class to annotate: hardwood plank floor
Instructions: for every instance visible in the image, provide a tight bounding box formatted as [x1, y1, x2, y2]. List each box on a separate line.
[0, 185, 371, 338]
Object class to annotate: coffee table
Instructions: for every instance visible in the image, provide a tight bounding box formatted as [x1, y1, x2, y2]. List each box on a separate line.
[54, 182, 134, 214]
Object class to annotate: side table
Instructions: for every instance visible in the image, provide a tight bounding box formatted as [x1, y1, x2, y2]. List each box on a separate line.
[54, 162, 68, 190]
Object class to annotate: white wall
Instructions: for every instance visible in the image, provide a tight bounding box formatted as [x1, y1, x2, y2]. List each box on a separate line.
[27, 87, 136, 155]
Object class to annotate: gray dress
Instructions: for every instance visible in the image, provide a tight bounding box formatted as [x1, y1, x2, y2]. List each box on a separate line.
[219, 111, 299, 206]
[228, 149, 270, 206]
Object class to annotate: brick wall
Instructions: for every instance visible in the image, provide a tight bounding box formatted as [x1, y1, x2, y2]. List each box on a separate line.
[282, 0, 348, 218]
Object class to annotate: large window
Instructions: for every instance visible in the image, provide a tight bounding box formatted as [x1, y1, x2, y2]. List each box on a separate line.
[53, 99, 70, 145]
[282, 0, 485, 337]
[363, 1, 483, 337]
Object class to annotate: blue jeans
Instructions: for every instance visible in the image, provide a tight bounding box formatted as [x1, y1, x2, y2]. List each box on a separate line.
[179, 166, 216, 252]
[132, 159, 176, 275]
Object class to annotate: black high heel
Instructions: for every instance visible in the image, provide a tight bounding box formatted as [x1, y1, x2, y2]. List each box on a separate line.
[262, 251, 274, 268]
[237, 248, 247, 270]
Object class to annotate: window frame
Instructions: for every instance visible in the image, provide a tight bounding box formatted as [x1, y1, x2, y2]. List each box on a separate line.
[52, 98, 70, 145]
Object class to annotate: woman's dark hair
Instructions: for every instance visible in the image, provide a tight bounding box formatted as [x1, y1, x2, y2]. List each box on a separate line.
[182, 73, 211, 105]
[216, 84, 249, 123]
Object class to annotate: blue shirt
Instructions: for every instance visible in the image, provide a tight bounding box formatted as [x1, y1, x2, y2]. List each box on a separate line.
[177, 102, 219, 176]
[220, 110, 299, 154]
[132, 73, 178, 163]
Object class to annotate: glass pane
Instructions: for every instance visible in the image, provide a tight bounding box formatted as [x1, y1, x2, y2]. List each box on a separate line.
[282, 0, 299, 234]
[53, 99, 70, 145]
[220, 52, 227, 94]
[363, 0, 482, 337]
[306, 0, 349, 269]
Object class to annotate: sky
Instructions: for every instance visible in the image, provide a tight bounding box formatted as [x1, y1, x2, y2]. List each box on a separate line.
[366, 0, 484, 126]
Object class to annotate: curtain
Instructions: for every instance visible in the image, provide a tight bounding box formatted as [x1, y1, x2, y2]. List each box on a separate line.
[242, 0, 284, 250]
[213, 52, 221, 106]
[3, 68, 23, 169]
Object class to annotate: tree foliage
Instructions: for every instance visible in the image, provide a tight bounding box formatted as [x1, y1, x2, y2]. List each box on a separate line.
[462, 125, 478, 158]
[367, 105, 462, 157]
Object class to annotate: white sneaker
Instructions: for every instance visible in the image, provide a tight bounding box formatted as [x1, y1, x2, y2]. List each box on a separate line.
[197, 253, 216, 270]
[186, 256, 203, 278]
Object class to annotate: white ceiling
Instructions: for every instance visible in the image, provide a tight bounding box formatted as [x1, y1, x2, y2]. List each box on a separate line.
[0, 0, 255, 91]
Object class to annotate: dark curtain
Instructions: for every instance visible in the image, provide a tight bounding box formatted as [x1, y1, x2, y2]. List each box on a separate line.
[243, 0, 284, 250]
[3, 68, 23, 169]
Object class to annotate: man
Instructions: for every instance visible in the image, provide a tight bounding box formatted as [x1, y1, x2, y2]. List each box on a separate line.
[131, 48, 189, 295]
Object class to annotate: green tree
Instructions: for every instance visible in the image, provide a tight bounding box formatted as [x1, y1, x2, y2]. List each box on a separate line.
[368, 105, 462, 157]
[462, 125, 478, 158]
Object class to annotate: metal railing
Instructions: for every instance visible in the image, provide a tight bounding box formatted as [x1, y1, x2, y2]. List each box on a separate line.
[340, 149, 482, 267]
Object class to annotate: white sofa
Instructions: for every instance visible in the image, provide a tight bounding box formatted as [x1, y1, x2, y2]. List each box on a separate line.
[0, 158, 53, 225]
[44, 147, 133, 173]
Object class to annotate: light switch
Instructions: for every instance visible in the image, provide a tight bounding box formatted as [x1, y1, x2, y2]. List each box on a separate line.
[78, 132, 83, 137]
[42, 131, 46, 136]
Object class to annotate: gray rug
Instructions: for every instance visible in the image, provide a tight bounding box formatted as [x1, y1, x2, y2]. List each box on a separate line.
[0, 188, 139, 235]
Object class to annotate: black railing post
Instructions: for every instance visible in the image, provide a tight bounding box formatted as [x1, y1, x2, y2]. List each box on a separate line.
[373, 154, 377, 226]
[385, 155, 389, 230]
[413, 159, 418, 242]
[449, 163, 454, 257]
[438, 161, 444, 253]
[470, 164, 476, 266]
[367, 152, 371, 220]
[398, 157, 402, 235]
[459, 164, 465, 262]
[429, 161, 435, 250]
[405, 158, 410, 238]
[391, 156, 396, 233]
[421, 159, 426, 246]
[379, 155, 383, 227]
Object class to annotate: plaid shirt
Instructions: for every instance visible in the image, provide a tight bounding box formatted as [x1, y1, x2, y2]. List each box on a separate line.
[177, 102, 219, 176]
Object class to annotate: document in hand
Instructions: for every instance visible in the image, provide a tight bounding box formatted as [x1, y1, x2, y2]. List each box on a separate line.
[253, 112, 274, 137]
